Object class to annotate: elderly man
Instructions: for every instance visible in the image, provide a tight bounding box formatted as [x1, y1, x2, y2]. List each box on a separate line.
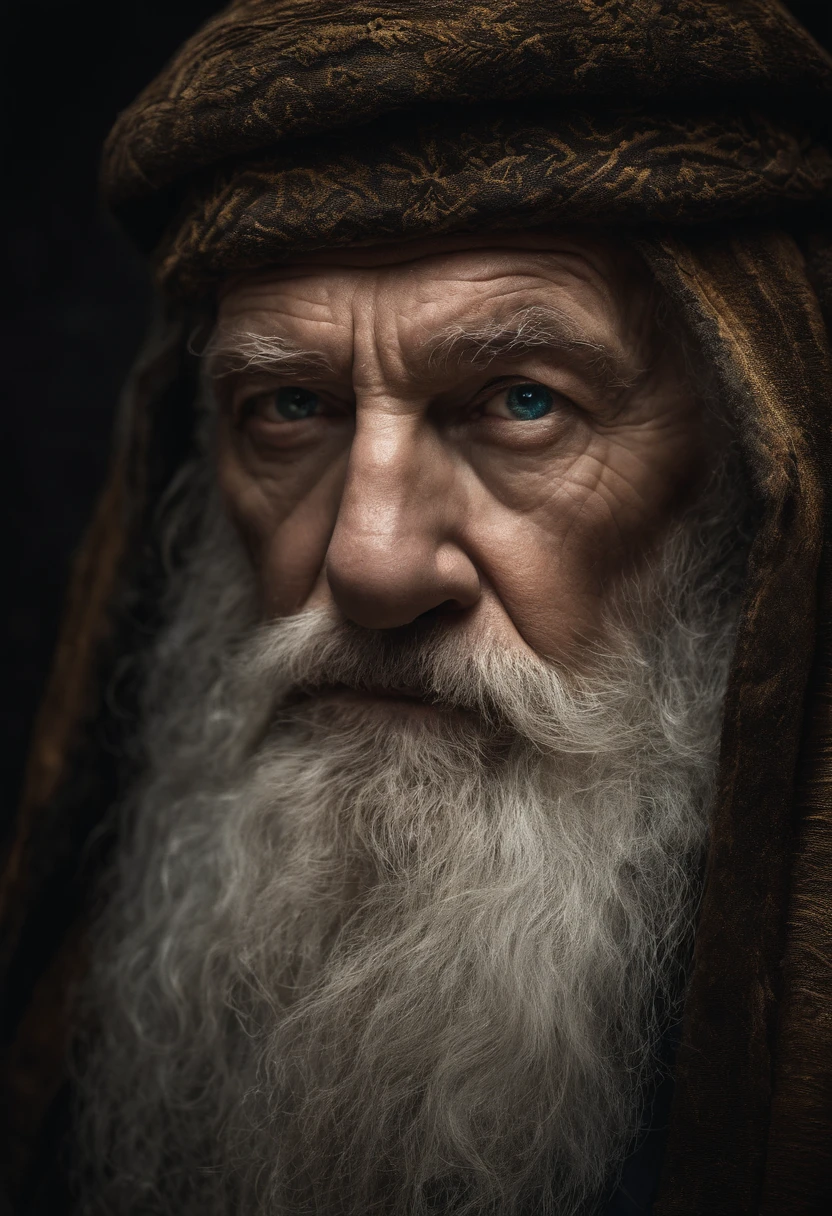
[3, 3, 832, 1215]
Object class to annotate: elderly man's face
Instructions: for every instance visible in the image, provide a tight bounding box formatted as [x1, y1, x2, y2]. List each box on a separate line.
[212, 234, 703, 660]
[80, 235, 743, 1216]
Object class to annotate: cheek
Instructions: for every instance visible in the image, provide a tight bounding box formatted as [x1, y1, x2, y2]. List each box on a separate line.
[465, 425, 702, 657]
[216, 427, 349, 615]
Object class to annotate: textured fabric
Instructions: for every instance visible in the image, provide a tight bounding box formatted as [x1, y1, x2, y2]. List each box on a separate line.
[155, 106, 832, 297]
[102, 0, 832, 204]
[3, 2, 832, 1213]
[643, 227, 832, 1215]
[100, 0, 832, 295]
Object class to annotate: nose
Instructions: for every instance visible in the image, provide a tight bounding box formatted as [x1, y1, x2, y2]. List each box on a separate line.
[325, 413, 481, 629]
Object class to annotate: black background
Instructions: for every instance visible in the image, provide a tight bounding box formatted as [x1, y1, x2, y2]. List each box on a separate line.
[1, 0, 831, 830]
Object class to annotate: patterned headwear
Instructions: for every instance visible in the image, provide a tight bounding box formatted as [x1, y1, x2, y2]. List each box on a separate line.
[3, 4, 832, 1213]
[100, 0, 832, 295]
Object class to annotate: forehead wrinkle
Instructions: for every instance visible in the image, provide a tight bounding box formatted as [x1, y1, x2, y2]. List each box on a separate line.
[211, 246, 654, 396]
[220, 278, 363, 376]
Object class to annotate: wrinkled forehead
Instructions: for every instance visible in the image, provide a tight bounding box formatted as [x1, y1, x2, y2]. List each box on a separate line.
[214, 231, 658, 360]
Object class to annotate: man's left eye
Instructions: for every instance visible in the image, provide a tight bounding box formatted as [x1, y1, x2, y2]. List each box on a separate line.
[484, 383, 555, 421]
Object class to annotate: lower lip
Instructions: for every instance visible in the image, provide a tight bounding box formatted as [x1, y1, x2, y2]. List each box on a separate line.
[285, 686, 455, 723]
[318, 687, 436, 710]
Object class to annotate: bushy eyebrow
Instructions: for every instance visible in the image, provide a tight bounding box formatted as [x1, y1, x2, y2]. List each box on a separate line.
[200, 306, 643, 397]
[426, 305, 643, 393]
[201, 329, 333, 381]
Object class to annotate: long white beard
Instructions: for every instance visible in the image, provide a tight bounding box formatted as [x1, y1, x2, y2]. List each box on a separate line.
[72, 473, 745, 1216]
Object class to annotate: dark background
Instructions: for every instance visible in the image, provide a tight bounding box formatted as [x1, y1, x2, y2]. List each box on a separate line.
[2, 0, 831, 829]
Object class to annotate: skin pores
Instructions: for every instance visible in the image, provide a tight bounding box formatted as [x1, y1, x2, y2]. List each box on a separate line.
[211, 234, 706, 664]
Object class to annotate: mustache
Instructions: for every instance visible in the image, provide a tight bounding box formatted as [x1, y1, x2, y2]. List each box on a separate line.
[245, 611, 503, 716]
[234, 609, 647, 755]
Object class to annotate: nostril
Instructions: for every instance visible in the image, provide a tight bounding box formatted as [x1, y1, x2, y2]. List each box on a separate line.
[416, 599, 467, 625]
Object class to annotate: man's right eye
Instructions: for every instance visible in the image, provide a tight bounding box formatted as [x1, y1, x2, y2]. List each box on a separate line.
[247, 387, 323, 422]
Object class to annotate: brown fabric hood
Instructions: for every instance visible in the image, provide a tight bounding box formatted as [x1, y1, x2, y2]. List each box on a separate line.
[100, 0, 832, 296]
[103, 0, 832, 199]
[3, 2, 832, 1213]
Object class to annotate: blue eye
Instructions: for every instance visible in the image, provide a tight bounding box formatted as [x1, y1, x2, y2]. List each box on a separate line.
[276, 386, 320, 419]
[505, 384, 554, 420]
